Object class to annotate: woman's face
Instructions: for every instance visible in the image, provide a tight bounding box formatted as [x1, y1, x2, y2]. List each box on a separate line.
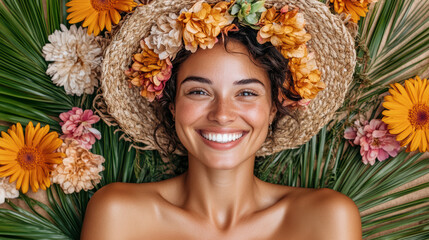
[172, 41, 277, 169]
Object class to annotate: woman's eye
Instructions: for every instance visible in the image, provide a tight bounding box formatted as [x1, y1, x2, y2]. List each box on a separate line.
[238, 90, 258, 97]
[188, 90, 208, 96]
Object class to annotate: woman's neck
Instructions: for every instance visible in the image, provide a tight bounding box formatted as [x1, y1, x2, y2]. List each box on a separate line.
[182, 155, 262, 230]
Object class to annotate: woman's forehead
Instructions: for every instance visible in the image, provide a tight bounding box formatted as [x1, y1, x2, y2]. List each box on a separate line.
[177, 41, 269, 86]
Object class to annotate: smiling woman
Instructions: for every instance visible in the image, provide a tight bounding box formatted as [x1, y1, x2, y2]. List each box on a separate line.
[80, 0, 361, 238]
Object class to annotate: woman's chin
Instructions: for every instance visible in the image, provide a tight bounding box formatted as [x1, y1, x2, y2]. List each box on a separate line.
[189, 151, 254, 170]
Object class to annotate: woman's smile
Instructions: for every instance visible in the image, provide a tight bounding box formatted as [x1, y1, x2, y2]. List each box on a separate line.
[197, 129, 248, 150]
[200, 131, 244, 143]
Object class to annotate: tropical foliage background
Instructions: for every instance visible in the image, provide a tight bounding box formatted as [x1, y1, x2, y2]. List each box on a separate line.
[0, 0, 428, 239]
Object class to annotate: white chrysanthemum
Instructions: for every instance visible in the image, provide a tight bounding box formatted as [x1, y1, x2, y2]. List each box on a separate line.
[144, 13, 183, 60]
[0, 177, 19, 204]
[52, 139, 105, 194]
[43, 24, 102, 96]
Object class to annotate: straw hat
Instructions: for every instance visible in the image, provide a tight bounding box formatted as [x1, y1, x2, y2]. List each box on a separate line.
[96, 0, 356, 156]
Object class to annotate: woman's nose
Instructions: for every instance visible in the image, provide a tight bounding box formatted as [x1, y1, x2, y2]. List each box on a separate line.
[207, 97, 237, 125]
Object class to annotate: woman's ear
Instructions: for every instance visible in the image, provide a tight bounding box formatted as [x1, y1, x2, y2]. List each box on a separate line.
[169, 103, 176, 119]
[269, 104, 277, 124]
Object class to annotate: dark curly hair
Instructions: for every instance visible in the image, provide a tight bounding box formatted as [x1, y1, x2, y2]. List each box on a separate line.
[154, 23, 301, 155]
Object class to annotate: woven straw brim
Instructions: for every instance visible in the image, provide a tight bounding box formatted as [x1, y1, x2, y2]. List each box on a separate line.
[97, 0, 356, 157]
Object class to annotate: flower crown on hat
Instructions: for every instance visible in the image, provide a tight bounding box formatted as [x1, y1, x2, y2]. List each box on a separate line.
[124, 0, 325, 107]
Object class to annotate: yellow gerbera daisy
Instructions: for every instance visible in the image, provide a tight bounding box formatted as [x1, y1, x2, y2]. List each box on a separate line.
[66, 0, 138, 36]
[382, 76, 429, 152]
[0, 122, 64, 193]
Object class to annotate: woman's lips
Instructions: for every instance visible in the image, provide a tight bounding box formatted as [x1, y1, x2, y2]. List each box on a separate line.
[198, 130, 247, 150]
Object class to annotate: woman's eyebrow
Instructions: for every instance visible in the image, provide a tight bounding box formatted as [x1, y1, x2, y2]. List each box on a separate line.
[180, 77, 265, 87]
[234, 78, 265, 87]
[181, 76, 212, 85]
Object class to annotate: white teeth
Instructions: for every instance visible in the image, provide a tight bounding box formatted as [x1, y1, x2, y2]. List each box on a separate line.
[202, 132, 243, 143]
[217, 134, 222, 142]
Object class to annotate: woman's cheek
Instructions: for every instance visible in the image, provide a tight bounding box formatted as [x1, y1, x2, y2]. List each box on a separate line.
[175, 98, 209, 122]
[238, 102, 272, 127]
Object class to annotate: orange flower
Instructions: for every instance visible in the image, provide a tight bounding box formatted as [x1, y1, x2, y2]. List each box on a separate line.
[288, 48, 324, 99]
[257, 6, 310, 59]
[0, 122, 64, 193]
[330, 0, 377, 23]
[66, 0, 138, 36]
[125, 41, 173, 101]
[177, 1, 233, 52]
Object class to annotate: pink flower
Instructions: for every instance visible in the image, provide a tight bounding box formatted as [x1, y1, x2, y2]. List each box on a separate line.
[344, 119, 401, 165]
[59, 107, 101, 149]
[344, 120, 367, 146]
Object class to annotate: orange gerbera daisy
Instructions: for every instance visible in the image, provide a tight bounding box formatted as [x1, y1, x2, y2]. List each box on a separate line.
[0, 122, 64, 193]
[330, 0, 377, 23]
[66, 0, 138, 36]
[382, 76, 429, 152]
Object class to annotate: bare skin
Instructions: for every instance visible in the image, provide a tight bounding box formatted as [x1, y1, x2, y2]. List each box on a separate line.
[81, 41, 361, 240]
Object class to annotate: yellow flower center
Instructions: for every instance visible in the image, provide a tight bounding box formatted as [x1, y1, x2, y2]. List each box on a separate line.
[90, 0, 116, 11]
[17, 146, 42, 170]
[409, 104, 429, 129]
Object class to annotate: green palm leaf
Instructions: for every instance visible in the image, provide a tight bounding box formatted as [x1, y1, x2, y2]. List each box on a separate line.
[0, 0, 73, 132]
[0, 199, 71, 239]
[349, 0, 429, 108]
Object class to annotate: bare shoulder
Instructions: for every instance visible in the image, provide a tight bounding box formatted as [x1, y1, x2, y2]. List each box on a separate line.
[284, 188, 361, 240]
[80, 180, 175, 240]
